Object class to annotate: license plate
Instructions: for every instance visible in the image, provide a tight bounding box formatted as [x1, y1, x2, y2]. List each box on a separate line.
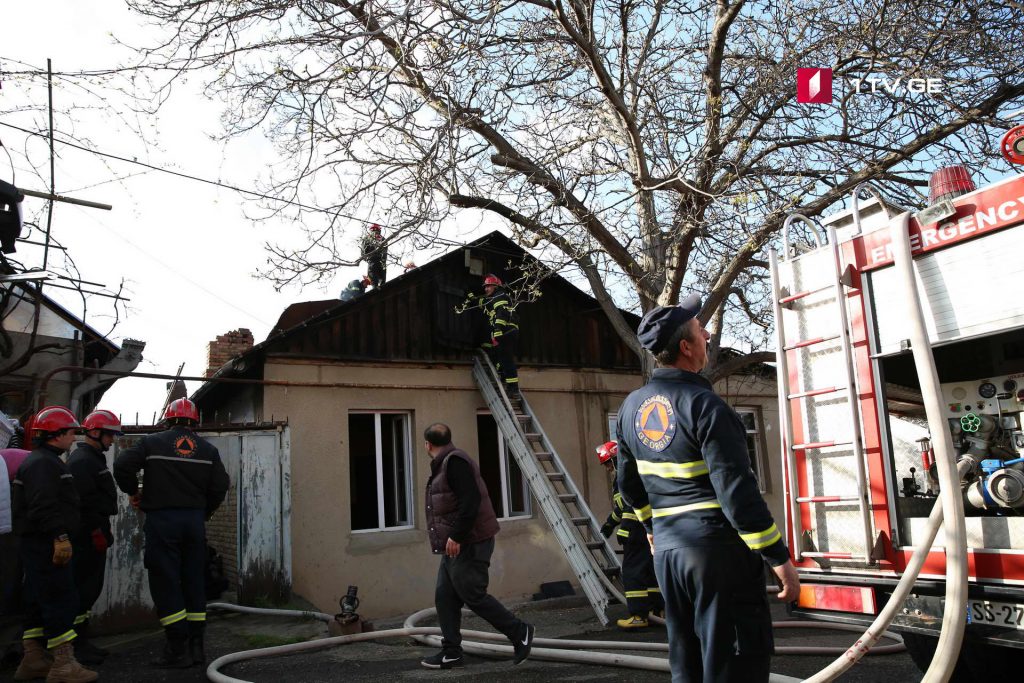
[969, 600, 1024, 630]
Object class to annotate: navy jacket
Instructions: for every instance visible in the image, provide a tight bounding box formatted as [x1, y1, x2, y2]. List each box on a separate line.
[12, 444, 80, 539]
[68, 441, 118, 540]
[616, 368, 790, 566]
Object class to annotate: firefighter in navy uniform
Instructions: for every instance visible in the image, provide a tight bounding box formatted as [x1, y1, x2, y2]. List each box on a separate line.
[12, 406, 98, 683]
[597, 440, 664, 629]
[114, 398, 230, 669]
[482, 274, 520, 397]
[616, 295, 800, 683]
[67, 409, 122, 666]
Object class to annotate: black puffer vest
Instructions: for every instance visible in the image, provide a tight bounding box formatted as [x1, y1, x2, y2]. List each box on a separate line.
[426, 445, 500, 553]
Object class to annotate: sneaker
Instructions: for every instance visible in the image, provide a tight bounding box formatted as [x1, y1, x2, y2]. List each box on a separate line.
[420, 651, 464, 669]
[616, 615, 649, 630]
[512, 623, 535, 665]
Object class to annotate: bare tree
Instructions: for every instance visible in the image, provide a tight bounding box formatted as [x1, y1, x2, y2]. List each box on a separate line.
[122, 0, 1023, 377]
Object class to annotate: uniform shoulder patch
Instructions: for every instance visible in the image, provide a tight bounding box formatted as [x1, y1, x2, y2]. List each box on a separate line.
[634, 394, 676, 452]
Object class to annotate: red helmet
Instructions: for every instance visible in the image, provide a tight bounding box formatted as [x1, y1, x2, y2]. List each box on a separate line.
[369, 223, 382, 233]
[164, 398, 199, 423]
[483, 274, 502, 286]
[82, 409, 123, 435]
[33, 406, 81, 434]
[596, 441, 618, 463]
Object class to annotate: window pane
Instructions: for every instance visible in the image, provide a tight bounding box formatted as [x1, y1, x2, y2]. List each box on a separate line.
[737, 410, 757, 432]
[381, 414, 410, 527]
[607, 413, 619, 441]
[745, 434, 760, 480]
[349, 413, 379, 531]
[476, 415, 505, 518]
[506, 449, 530, 516]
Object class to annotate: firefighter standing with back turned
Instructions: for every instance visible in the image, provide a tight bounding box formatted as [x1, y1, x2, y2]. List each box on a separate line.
[67, 409, 123, 666]
[114, 398, 230, 669]
[616, 295, 800, 683]
[597, 440, 664, 629]
[12, 406, 97, 683]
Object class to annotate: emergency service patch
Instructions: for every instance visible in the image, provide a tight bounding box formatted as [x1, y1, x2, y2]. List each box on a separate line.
[634, 395, 676, 452]
[174, 436, 197, 458]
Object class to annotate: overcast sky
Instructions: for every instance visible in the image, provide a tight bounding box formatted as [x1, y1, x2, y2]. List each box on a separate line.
[2, 1, 498, 423]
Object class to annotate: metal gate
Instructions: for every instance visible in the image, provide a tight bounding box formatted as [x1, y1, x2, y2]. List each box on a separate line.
[91, 425, 291, 632]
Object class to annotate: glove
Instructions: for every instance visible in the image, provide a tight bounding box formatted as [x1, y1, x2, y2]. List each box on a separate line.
[53, 535, 72, 566]
[91, 528, 109, 552]
[490, 337, 499, 347]
[129, 493, 142, 509]
[600, 522, 615, 538]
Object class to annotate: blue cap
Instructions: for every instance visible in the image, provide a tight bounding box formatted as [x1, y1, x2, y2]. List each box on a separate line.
[637, 294, 702, 353]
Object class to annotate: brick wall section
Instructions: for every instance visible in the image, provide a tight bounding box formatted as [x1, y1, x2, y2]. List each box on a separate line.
[207, 483, 238, 589]
[206, 328, 254, 378]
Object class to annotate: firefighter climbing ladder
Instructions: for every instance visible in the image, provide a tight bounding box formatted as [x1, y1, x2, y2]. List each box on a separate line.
[472, 351, 625, 624]
[769, 213, 875, 564]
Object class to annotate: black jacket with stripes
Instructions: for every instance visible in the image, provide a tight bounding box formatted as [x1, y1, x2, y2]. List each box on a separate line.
[68, 441, 118, 539]
[616, 368, 790, 566]
[12, 444, 81, 539]
[113, 426, 230, 516]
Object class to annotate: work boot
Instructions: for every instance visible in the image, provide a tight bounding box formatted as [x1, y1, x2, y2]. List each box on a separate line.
[72, 638, 105, 666]
[152, 638, 191, 669]
[14, 639, 51, 680]
[188, 634, 206, 667]
[616, 615, 649, 630]
[45, 642, 97, 683]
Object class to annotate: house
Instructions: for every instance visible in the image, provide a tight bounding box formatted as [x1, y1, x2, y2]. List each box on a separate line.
[0, 280, 144, 421]
[194, 231, 785, 619]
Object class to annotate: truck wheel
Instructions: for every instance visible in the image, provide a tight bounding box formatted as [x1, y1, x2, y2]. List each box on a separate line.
[900, 632, 973, 682]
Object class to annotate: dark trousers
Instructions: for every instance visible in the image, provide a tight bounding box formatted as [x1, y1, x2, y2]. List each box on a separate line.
[435, 537, 523, 654]
[487, 330, 519, 390]
[71, 534, 107, 630]
[368, 257, 386, 288]
[19, 535, 78, 648]
[622, 538, 663, 616]
[143, 509, 207, 641]
[654, 543, 773, 683]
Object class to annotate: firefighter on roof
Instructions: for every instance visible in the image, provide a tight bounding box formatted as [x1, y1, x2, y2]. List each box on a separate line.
[616, 295, 799, 683]
[114, 398, 229, 669]
[67, 409, 122, 666]
[482, 274, 520, 397]
[597, 440, 664, 630]
[360, 223, 388, 288]
[12, 406, 98, 683]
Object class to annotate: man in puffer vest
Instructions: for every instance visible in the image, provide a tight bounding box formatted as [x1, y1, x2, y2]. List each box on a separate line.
[421, 423, 534, 670]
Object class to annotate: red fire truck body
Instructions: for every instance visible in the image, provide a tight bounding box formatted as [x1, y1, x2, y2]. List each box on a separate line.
[771, 170, 1024, 673]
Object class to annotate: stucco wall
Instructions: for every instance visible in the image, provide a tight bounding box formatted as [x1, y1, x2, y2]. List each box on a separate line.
[263, 359, 642, 620]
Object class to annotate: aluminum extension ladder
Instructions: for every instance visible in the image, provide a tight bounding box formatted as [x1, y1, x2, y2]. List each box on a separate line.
[769, 212, 876, 564]
[471, 351, 625, 624]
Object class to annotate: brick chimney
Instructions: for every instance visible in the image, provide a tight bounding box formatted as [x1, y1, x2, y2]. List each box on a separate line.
[206, 328, 254, 377]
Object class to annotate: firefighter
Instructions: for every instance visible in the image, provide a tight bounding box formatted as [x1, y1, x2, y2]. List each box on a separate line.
[616, 296, 800, 683]
[340, 274, 372, 302]
[360, 223, 387, 288]
[597, 440, 664, 630]
[12, 406, 98, 683]
[482, 274, 520, 397]
[67, 409, 122, 665]
[113, 398, 230, 668]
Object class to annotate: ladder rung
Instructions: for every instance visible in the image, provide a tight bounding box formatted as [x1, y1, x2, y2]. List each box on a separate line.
[546, 472, 565, 481]
[784, 334, 839, 351]
[585, 541, 605, 549]
[516, 414, 530, 421]
[557, 494, 577, 503]
[779, 285, 833, 305]
[791, 440, 852, 450]
[534, 451, 554, 461]
[796, 495, 859, 503]
[569, 517, 591, 526]
[788, 386, 844, 400]
[601, 566, 621, 577]
[524, 433, 541, 440]
[802, 552, 865, 560]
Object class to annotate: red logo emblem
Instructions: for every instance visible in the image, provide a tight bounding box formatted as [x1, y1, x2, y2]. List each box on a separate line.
[797, 68, 832, 103]
[174, 436, 197, 458]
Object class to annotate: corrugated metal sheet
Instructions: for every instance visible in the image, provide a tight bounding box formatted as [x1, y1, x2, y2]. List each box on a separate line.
[90, 427, 291, 632]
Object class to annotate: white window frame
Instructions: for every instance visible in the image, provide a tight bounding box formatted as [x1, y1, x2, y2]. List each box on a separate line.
[350, 410, 415, 533]
[607, 412, 619, 442]
[478, 411, 531, 520]
[734, 406, 769, 494]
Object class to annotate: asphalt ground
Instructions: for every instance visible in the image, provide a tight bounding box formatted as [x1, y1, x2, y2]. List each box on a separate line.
[1, 598, 922, 683]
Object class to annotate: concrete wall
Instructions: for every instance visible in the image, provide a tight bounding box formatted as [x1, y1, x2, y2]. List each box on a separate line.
[262, 358, 642, 620]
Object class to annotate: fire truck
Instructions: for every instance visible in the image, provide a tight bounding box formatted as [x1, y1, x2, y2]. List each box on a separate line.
[769, 125, 1024, 678]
